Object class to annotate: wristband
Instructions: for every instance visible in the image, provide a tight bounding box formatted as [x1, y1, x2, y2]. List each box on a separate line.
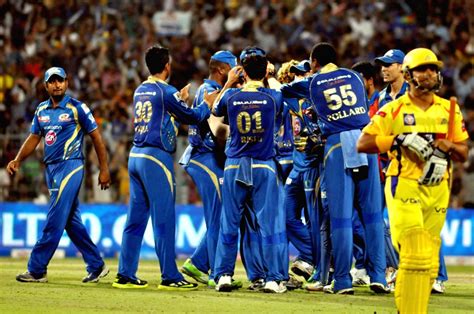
[375, 135, 396, 153]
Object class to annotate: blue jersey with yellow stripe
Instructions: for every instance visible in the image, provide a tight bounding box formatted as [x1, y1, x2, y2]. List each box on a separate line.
[188, 79, 221, 153]
[132, 76, 211, 152]
[30, 95, 97, 164]
[214, 80, 283, 160]
[282, 64, 370, 136]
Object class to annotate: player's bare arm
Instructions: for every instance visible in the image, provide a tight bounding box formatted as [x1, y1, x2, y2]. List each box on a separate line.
[89, 129, 111, 190]
[211, 66, 243, 114]
[6, 133, 42, 175]
[433, 138, 468, 163]
[357, 133, 384, 154]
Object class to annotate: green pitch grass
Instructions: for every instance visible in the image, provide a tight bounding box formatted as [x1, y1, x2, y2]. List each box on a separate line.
[1, 258, 473, 313]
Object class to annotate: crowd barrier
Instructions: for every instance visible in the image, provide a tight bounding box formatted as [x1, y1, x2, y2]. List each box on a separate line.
[1, 203, 472, 260]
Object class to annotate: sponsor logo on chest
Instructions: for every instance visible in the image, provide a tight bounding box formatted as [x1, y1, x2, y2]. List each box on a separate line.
[45, 130, 57, 146]
[38, 115, 50, 123]
[59, 113, 71, 122]
[403, 113, 416, 125]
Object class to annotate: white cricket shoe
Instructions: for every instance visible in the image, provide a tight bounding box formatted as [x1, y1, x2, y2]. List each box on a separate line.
[431, 280, 446, 294]
[350, 268, 370, 286]
[216, 275, 233, 292]
[262, 281, 287, 293]
[290, 260, 314, 281]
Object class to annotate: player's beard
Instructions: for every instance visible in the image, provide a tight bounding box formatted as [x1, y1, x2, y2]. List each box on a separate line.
[51, 94, 65, 102]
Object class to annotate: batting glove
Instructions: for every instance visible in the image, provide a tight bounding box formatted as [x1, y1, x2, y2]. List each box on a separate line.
[418, 148, 449, 186]
[395, 133, 433, 162]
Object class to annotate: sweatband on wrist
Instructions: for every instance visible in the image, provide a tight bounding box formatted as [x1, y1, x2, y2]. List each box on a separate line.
[375, 135, 396, 153]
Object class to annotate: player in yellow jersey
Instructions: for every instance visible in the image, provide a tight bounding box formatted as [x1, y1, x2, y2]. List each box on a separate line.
[356, 48, 468, 313]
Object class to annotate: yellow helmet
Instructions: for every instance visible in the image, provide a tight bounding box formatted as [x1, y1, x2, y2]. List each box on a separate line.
[402, 48, 443, 73]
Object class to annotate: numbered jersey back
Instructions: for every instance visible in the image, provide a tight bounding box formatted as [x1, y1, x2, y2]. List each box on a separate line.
[309, 67, 370, 136]
[226, 88, 282, 160]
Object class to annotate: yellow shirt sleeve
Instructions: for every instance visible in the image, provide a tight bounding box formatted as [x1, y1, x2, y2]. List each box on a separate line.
[362, 104, 393, 136]
[453, 103, 469, 143]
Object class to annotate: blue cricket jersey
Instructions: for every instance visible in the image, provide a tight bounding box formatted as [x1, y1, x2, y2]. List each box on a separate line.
[275, 103, 294, 158]
[214, 81, 283, 160]
[286, 98, 323, 171]
[378, 81, 408, 109]
[188, 79, 221, 153]
[132, 76, 211, 152]
[282, 64, 370, 136]
[30, 95, 97, 164]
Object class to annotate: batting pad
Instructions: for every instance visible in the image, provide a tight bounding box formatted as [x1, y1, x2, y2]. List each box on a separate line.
[395, 227, 433, 314]
[430, 236, 441, 282]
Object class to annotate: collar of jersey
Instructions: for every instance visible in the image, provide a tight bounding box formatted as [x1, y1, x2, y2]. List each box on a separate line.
[384, 81, 408, 99]
[242, 80, 264, 89]
[146, 76, 168, 85]
[319, 63, 338, 74]
[46, 94, 70, 108]
[204, 79, 222, 89]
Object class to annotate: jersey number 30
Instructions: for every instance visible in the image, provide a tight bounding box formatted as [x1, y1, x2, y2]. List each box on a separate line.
[323, 84, 357, 110]
[134, 101, 152, 123]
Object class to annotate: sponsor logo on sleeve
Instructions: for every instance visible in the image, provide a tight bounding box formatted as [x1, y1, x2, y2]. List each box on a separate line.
[81, 103, 91, 114]
[403, 113, 416, 125]
[45, 130, 57, 146]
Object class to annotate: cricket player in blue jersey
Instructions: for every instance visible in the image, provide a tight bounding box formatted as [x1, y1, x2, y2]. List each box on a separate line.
[179, 50, 242, 289]
[212, 47, 287, 293]
[8, 67, 111, 283]
[113, 46, 210, 290]
[281, 43, 388, 295]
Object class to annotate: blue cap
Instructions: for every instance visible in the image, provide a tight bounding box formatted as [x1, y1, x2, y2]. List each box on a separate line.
[211, 50, 237, 68]
[290, 60, 310, 74]
[44, 67, 67, 82]
[239, 47, 266, 63]
[375, 49, 405, 65]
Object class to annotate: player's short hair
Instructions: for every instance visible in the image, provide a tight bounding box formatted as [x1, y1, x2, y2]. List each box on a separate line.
[145, 45, 170, 75]
[351, 61, 376, 80]
[240, 46, 267, 80]
[209, 59, 229, 74]
[310, 42, 336, 67]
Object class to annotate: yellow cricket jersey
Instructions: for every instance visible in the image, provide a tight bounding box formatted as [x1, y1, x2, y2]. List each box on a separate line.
[362, 93, 468, 180]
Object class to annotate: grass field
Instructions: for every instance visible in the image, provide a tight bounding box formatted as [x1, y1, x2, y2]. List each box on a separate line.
[1, 258, 473, 313]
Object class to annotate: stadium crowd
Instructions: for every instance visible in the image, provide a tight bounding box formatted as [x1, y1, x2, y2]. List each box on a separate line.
[0, 0, 473, 206]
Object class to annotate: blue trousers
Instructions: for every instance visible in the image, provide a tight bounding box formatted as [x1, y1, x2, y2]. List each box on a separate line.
[28, 159, 103, 275]
[324, 134, 386, 291]
[240, 208, 266, 281]
[184, 151, 223, 280]
[118, 146, 183, 282]
[214, 158, 287, 282]
[284, 165, 322, 267]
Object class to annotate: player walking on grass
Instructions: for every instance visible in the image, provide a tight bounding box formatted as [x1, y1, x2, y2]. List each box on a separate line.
[8, 67, 111, 284]
[113, 46, 211, 291]
[212, 47, 287, 293]
[282, 43, 388, 295]
[357, 48, 468, 313]
[179, 50, 242, 289]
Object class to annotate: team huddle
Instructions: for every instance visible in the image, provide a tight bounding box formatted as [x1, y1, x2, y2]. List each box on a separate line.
[8, 42, 468, 314]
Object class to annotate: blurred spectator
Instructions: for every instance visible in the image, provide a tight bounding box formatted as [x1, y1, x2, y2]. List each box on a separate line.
[0, 0, 472, 205]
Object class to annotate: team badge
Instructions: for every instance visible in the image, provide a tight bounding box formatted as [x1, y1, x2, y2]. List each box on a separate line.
[38, 115, 50, 122]
[403, 113, 416, 125]
[45, 130, 57, 146]
[59, 113, 71, 122]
